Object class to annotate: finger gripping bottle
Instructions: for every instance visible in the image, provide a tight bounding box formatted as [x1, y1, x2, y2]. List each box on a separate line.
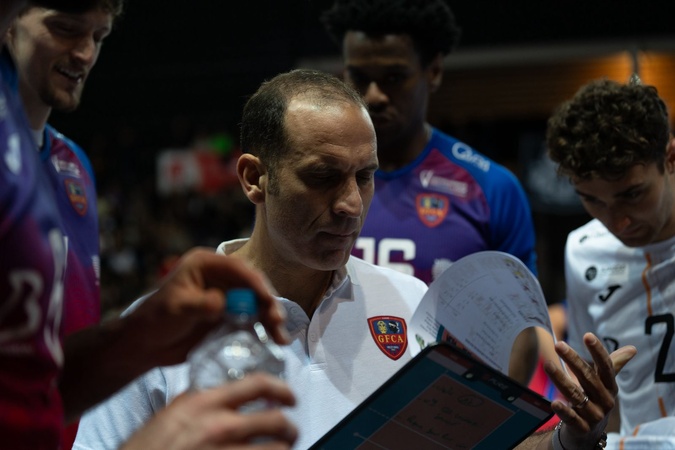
[188, 288, 285, 397]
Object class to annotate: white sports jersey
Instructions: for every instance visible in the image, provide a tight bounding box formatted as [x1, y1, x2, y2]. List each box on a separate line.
[565, 219, 675, 434]
[607, 417, 675, 449]
[74, 239, 427, 450]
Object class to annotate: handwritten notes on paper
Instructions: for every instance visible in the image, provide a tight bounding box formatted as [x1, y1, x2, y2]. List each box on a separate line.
[409, 251, 554, 373]
[355, 374, 512, 450]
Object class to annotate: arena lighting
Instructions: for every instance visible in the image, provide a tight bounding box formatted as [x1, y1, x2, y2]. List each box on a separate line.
[627, 49, 675, 126]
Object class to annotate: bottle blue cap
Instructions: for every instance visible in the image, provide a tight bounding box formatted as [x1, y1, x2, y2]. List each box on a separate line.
[226, 288, 257, 315]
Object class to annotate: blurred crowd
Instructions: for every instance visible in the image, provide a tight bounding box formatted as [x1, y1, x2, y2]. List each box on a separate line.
[76, 118, 256, 319]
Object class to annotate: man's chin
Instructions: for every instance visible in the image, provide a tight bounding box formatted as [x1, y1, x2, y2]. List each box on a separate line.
[372, 120, 397, 136]
[48, 95, 80, 112]
[58, 104, 79, 113]
[313, 248, 351, 271]
[617, 233, 652, 248]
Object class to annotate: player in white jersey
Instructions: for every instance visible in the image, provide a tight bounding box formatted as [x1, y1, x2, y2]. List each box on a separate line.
[547, 77, 675, 446]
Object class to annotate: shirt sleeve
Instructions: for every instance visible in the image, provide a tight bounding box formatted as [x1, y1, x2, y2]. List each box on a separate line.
[486, 165, 538, 276]
[563, 233, 594, 362]
[72, 367, 171, 450]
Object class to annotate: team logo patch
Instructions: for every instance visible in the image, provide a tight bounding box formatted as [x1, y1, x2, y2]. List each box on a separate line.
[416, 193, 449, 227]
[585, 266, 597, 281]
[368, 316, 408, 360]
[64, 179, 88, 216]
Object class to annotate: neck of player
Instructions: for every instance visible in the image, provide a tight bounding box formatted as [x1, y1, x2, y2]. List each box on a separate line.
[377, 122, 431, 172]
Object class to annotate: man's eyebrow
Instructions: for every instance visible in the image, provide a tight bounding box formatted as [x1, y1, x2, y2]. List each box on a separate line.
[615, 184, 644, 196]
[575, 183, 642, 198]
[47, 13, 112, 30]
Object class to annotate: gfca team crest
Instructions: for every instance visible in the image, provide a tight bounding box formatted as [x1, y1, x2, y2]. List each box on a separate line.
[64, 179, 88, 216]
[416, 193, 449, 227]
[367, 316, 407, 360]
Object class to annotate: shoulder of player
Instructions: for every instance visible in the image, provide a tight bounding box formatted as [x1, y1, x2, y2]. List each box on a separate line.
[565, 219, 622, 272]
[45, 124, 85, 154]
[45, 124, 95, 181]
[432, 130, 517, 181]
[567, 219, 614, 247]
[346, 256, 428, 293]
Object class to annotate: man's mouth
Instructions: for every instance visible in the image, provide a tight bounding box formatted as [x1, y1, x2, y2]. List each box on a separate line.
[369, 115, 396, 129]
[617, 225, 644, 240]
[56, 66, 84, 84]
[321, 226, 359, 241]
[325, 230, 355, 238]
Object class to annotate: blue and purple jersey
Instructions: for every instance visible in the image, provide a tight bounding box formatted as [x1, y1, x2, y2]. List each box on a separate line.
[41, 125, 100, 450]
[1, 48, 66, 450]
[353, 127, 537, 284]
[41, 125, 100, 338]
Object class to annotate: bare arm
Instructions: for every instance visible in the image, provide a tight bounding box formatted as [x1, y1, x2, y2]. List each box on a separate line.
[516, 333, 636, 450]
[60, 248, 288, 421]
[509, 327, 539, 385]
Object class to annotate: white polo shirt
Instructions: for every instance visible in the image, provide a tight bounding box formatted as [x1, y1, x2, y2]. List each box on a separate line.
[74, 239, 427, 450]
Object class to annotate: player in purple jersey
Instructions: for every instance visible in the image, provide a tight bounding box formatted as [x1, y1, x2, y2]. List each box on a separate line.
[321, 0, 538, 387]
[8, 0, 121, 339]
[0, 41, 68, 450]
[41, 127, 100, 337]
[321, 0, 536, 285]
[7, 4, 121, 446]
[1, 2, 297, 449]
[354, 130, 537, 283]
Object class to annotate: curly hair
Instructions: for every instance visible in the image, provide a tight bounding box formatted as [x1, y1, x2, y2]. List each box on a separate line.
[547, 79, 670, 181]
[241, 69, 367, 194]
[320, 0, 461, 67]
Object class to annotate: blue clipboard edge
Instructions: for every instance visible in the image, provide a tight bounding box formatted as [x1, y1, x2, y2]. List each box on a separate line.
[310, 341, 554, 450]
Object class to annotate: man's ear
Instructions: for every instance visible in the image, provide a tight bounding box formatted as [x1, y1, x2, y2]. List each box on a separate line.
[237, 154, 266, 204]
[427, 53, 444, 93]
[5, 23, 15, 44]
[665, 136, 675, 173]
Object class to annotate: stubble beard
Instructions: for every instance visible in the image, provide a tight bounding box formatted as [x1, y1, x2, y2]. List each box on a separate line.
[42, 83, 81, 112]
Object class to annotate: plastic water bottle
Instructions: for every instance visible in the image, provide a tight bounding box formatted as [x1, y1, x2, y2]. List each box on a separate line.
[188, 288, 285, 400]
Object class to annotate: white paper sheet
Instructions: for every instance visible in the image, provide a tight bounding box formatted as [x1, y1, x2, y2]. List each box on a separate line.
[409, 251, 555, 374]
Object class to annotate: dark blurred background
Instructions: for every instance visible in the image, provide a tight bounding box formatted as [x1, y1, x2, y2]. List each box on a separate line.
[47, 0, 675, 317]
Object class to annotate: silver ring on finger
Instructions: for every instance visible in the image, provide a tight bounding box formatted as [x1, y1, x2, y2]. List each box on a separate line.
[573, 394, 589, 410]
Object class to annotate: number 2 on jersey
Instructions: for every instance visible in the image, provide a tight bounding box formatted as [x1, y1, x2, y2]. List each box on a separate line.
[646, 313, 675, 382]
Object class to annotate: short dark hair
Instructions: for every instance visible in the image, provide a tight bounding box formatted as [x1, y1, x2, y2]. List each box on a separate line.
[26, 0, 124, 18]
[240, 69, 367, 190]
[547, 78, 670, 181]
[320, 0, 461, 67]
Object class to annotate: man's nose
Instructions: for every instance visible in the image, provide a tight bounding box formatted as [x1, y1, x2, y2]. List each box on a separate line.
[334, 178, 363, 218]
[364, 82, 387, 109]
[606, 210, 632, 235]
[72, 37, 97, 65]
